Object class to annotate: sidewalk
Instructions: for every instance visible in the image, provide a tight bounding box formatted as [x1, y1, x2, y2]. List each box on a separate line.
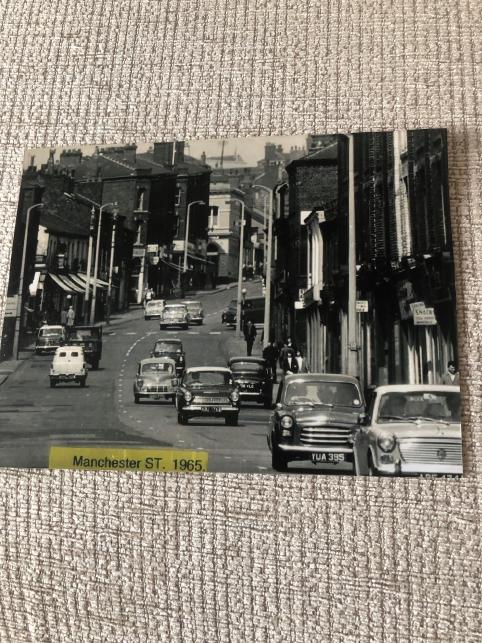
[0, 359, 24, 386]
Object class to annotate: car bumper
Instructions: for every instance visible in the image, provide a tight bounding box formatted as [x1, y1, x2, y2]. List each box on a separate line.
[36, 346, 59, 353]
[239, 391, 268, 401]
[137, 391, 174, 399]
[50, 373, 86, 381]
[145, 314, 161, 319]
[374, 461, 463, 476]
[181, 405, 238, 416]
[160, 322, 187, 327]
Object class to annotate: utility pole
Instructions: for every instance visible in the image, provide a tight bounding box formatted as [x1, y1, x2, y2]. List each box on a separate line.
[252, 184, 273, 347]
[227, 197, 246, 338]
[84, 207, 95, 323]
[347, 134, 358, 377]
[106, 205, 119, 324]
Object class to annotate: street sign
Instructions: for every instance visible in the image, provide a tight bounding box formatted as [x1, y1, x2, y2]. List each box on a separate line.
[4, 296, 18, 318]
[413, 307, 437, 325]
[356, 300, 368, 312]
[147, 244, 158, 254]
[132, 247, 145, 258]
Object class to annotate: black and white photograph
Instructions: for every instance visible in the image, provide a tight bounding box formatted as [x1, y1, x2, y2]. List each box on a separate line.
[0, 130, 462, 475]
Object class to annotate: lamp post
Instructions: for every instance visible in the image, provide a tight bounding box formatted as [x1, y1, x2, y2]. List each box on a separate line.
[12, 202, 44, 359]
[90, 201, 117, 324]
[226, 197, 246, 337]
[252, 184, 273, 346]
[106, 204, 120, 324]
[183, 200, 205, 273]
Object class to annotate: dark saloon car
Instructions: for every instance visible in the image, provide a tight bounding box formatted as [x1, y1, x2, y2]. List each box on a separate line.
[35, 325, 66, 355]
[227, 356, 273, 408]
[151, 339, 186, 376]
[267, 374, 366, 472]
[175, 367, 240, 425]
[221, 299, 237, 327]
[66, 325, 103, 369]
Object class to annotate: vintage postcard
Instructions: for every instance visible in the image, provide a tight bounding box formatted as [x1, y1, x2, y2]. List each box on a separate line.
[0, 130, 462, 475]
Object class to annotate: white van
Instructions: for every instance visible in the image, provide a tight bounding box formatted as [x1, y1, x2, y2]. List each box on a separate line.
[50, 346, 88, 388]
[144, 299, 165, 320]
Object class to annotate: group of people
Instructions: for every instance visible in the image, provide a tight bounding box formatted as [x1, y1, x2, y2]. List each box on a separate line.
[59, 306, 76, 328]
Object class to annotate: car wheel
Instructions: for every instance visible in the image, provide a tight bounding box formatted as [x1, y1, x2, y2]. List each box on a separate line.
[91, 360, 99, 371]
[134, 394, 140, 404]
[50, 380, 56, 388]
[367, 451, 377, 477]
[271, 446, 288, 472]
[178, 412, 187, 425]
[80, 377, 86, 388]
[263, 399, 272, 409]
[182, 323, 188, 330]
[225, 413, 238, 426]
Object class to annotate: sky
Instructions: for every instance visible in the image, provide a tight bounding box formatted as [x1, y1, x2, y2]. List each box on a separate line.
[24, 135, 308, 169]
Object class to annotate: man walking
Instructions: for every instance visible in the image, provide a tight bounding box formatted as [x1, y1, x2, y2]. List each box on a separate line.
[243, 319, 257, 356]
[263, 340, 279, 383]
[66, 306, 75, 328]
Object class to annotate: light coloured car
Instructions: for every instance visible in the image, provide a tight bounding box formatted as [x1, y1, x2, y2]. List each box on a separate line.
[35, 325, 66, 355]
[159, 304, 189, 330]
[182, 300, 204, 325]
[354, 384, 462, 477]
[133, 357, 178, 404]
[50, 346, 87, 388]
[144, 299, 165, 320]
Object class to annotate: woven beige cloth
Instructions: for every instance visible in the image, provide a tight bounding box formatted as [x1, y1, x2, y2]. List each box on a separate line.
[0, 1, 481, 641]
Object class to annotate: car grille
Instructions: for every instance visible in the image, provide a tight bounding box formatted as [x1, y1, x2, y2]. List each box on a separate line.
[194, 396, 230, 404]
[399, 438, 462, 465]
[146, 385, 170, 393]
[299, 426, 353, 446]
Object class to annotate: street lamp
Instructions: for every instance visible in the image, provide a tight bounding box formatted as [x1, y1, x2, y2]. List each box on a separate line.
[226, 197, 246, 337]
[106, 204, 120, 324]
[183, 200, 205, 273]
[90, 201, 117, 324]
[252, 184, 273, 346]
[12, 202, 44, 359]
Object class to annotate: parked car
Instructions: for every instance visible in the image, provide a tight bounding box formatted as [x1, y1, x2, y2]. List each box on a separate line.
[133, 357, 178, 404]
[144, 299, 165, 320]
[175, 367, 240, 425]
[66, 325, 102, 369]
[151, 339, 186, 376]
[160, 304, 189, 330]
[221, 299, 237, 327]
[267, 373, 366, 472]
[227, 356, 273, 408]
[353, 384, 462, 477]
[49, 346, 88, 388]
[35, 325, 66, 355]
[182, 300, 204, 325]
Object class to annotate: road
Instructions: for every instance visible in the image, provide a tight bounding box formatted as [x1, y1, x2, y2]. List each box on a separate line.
[0, 281, 350, 474]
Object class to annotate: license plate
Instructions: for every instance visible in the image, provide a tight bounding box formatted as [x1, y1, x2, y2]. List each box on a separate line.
[311, 452, 345, 464]
[201, 406, 220, 413]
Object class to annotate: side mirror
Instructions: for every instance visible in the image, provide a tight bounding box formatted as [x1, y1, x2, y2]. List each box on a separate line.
[275, 403, 282, 410]
[358, 412, 369, 426]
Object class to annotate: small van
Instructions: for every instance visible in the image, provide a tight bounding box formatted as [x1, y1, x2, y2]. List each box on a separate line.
[50, 346, 88, 388]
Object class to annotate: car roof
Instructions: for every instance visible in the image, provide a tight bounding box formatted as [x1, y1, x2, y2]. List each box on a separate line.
[139, 357, 176, 365]
[41, 325, 64, 330]
[55, 345, 83, 352]
[154, 338, 182, 344]
[374, 384, 460, 394]
[185, 367, 231, 374]
[228, 356, 266, 364]
[146, 299, 164, 304]
[181, 300, 201, 305]
[165, 303, 187, 307]
[283, 373, 362, 385]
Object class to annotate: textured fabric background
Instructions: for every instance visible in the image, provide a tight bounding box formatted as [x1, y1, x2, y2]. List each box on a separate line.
[0, 1, 481, 640]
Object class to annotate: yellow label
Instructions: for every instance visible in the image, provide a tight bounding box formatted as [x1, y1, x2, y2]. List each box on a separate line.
[49, 447, 208, 472]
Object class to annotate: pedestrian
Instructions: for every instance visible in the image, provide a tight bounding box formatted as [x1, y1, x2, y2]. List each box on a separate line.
[279, 337, 295, 368]
[281, 349, 299, 375]
[243, 319, 257, 356]
[60, 308, 68, 326]
[294, 349, 309, 373]
[144, 287, 153, 307]
[66, 306, 75, 328]
[263, 340, 279, 383]
[441, 360, 460, 385]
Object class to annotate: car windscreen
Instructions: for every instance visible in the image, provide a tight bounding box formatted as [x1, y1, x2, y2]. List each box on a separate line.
[284, 380, 362, 408]
[69, 329, 94, 339]
[39, 328, 63, 337]
[154, 342, 181, 353]
[186, 304, 201, 312]
[184, 372, 232, 386]
[147, 301, 163, 308]
[141, 363, 174, 374]
[376, 391, 460, 423]
[230, 363, 264, 375]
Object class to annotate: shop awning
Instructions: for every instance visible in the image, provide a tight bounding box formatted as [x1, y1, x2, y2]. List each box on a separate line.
[73, 273, 108, 291]
[28, 271, 41, 297]
[49, 273, 85, 294]
[78, 273, 110, 288]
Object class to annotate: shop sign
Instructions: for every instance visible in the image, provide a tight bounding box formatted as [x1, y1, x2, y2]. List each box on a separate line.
[356, 300, 368, 312]
[132, 246, 145, 258]
[4, 296, 18, 317]
[413, 306, 437, 326]
[147, 244, 158, 254]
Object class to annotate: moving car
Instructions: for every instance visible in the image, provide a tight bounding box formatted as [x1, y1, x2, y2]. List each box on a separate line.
[175, 367, 240, 425]
[227, 356, 273, 408]
[353, 384, 462, 477]
[221, 299, 237, 327]
[144, 299, 165, 320]
[160, 304, 189, 330]
[133, 357, 178, 404]
[66, 325, 102, 369]
[182, 300, 204, 325]
[151, 339, 186, 376]
[35, 325, 66, 355]
[267, 374, 366, 472]
[50, 346, 88, 388]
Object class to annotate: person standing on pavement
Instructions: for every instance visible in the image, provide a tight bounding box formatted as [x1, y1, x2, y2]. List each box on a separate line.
[441, 360, 460, 385]
[263, 341, 279, 383]
[60, 308, 68, 326]
[66, 306, 75, 328]
[282, 349, 299, 375]
[243, 319, 257, 356]
[279, 337, 295, 368]
[294, 349, 309, 373]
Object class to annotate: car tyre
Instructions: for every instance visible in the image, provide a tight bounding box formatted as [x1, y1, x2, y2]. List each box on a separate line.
[80, 377, 86, 388]
[271, 445, 288, 472]
[178, 412, 187, 425]
[367, 451, 377, 477]
[134, 394, 140, 404]
[263, 399, 272, 409]
[225, 413, 238, 426]
[50, 379, 56, 388]
[91, 360, 99, 371]
[182, 323, 188, 330]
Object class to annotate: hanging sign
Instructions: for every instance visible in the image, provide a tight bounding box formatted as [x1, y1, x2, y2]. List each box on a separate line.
[356, 300, 369, 312]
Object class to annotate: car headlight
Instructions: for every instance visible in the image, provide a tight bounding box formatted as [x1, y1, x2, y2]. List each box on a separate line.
[230, 390, 239, 402]
[183, 390, 192, 403]
[377, 436, 396, 452]
[280, 415, 294, 429]
[179, 355, 184, 362]
[137, 378, 144, 387]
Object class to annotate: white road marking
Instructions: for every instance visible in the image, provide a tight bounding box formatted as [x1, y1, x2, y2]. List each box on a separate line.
[125, 332, 137, 335]
[209, 332, 221, 335]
